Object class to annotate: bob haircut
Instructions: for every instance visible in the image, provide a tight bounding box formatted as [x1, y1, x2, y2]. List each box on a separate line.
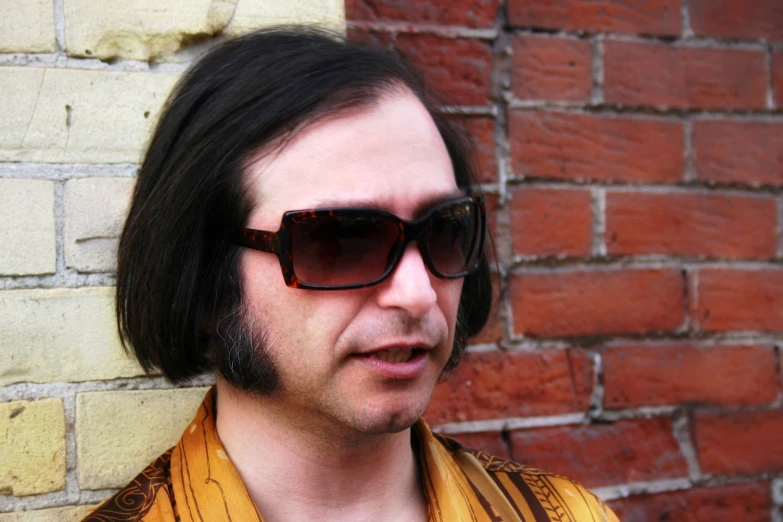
[116, 27, 493, 384]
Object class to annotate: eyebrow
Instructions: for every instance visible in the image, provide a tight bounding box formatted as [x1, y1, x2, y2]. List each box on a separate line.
[312, 189, 468, 216]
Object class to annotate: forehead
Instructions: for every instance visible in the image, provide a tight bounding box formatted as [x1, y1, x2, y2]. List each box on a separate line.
[243, 89, 460, 227]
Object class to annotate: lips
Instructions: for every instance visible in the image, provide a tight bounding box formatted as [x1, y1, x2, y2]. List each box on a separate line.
[352, 343, 434, 379]
[366, 347, 425, 363]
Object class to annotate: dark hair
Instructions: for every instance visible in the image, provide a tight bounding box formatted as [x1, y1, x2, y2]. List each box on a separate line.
[116, 26, 492, 385]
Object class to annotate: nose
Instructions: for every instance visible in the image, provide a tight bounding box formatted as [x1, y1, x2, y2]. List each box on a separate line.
[375, 242, 437, 317]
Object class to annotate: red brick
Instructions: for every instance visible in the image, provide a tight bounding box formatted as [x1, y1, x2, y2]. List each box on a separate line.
[395, 33, 493, 106]
[693, 121, 783, 186]
[508, 0, 680, 36]
[509, 111, 684, 183]
[467, 272, 503, 345]
[511, 269, 685, 337]
[511, 35, 592, 102]
[426, 349, 593, 425]
[609, 482, 772, 522]
[689, 0, 783, 41]
[510, 187, 592, 257]
[604, 344, 778, 408]
[694, 409, 783, 475]
[446, 431, 511, 460]
[774, 51, 783, 108]
[605, 192, 777, 259]
[604, 41, 768, 109]
[695, 269, 783, 332]
[447, 115, 497, 183]
[509, 418, 688, 488]
[346, 0, 500, 28]
[346, 31, 492, 106]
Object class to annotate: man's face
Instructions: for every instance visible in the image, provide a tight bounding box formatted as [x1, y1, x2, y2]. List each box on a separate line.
[235, 89, 464, 435]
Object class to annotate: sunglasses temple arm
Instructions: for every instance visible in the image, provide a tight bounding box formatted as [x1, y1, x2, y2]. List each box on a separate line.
[234, 229, 279, 254]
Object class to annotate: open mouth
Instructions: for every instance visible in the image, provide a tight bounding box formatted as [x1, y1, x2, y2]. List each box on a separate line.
[364, 347, 426, 363]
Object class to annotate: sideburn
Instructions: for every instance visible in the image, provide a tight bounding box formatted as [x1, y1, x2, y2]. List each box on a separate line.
[212, 300, 280, 396]
[439, 304, 468, 381]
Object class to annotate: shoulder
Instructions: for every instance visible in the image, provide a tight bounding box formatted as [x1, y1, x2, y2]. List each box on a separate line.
[81, 449, 175, 522]
[435, 433, 620, 522]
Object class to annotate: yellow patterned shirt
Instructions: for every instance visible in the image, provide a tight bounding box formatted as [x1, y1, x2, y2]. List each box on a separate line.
[82, 389, 619, 522]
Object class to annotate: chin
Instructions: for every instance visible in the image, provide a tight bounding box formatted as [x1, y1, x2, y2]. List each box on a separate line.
[358, 413, 420, 435]
[345, 398, 429, 435]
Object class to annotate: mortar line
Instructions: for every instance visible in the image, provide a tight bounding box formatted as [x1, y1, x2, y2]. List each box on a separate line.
[489, 5, 511, 204]
[602, 33, 767, 51]
[53, 180, 66, 276]
[672, 409, 702, 480]
[442, 105, 497, 115]
[346, 20, 498, 40]
[683, 119, 695, 181]
[434, 413, 585, 434]
[768, 45, 777, 110]
[0, 53, 58, 67]
[53, 0, 66, 53]
[508, 258, 783, 273]
[0, 163, 139, 180]
[592, 478, 692, 502]
[63, 390, 80, 503]
[0, 273, 117, 291]
[505, 100, 783, 119]
[590, 36, 604, 105]
[591, 188, 607, 257]
[681, 0, 694, 39]
[587, 351, 605, 418]
[0, 377, 212, 403]
[772, 477, 783, 505]
[504, 331, 783, 352]
[506, 180, 783, 198]
[504, 26, 771, 49]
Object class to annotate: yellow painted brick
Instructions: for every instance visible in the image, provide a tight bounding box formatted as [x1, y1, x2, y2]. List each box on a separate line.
[65, 178, 135, 272]
[0, 180, 55, 276]
[0, 399, 65, 496]
[65, 0, 237, 60]
[0, 287, 145, 385]
[227, 0, 345, 36]
[0, 505, 97, 522]
[0, 0, 56, 53]
[77, 387, 209, 489]
[0, 68, 178, 164]
[0, 68, 46, 155]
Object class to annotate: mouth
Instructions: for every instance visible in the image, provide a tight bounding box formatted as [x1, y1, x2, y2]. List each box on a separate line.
[352, 345, 433, 379]
[362, 347, 427, 363]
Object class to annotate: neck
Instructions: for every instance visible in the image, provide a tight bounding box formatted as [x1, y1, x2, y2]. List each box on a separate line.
[214, 379, 428, 522]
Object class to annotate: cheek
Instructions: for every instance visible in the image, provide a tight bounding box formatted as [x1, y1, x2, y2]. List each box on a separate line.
[298, 295, 363, 348]
[240, 251, 365, 355]
[239, 249, 287, 297]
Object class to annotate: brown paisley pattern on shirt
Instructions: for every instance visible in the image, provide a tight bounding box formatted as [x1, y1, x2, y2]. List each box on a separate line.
[82, 450, 173, 522]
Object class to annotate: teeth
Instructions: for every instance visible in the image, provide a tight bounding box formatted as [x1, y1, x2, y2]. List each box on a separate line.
[369, 349, 414, 363]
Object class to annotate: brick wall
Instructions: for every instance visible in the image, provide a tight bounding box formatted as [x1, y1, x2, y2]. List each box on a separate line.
[346, 1, 783, 521]
[0, 1, 344, 520]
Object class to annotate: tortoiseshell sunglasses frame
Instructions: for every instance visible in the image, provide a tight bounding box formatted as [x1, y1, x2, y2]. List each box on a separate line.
[232, 196, 486, 290]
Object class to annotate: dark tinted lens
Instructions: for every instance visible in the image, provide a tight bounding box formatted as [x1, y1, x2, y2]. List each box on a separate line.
[291, 213, 400, 287]
[425, 201, 482, 275]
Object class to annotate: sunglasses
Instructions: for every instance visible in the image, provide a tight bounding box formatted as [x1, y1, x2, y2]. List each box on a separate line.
[233, 196, 485, 290]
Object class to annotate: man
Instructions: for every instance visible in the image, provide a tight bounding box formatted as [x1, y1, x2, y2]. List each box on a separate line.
[86, 28, 618, 522]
